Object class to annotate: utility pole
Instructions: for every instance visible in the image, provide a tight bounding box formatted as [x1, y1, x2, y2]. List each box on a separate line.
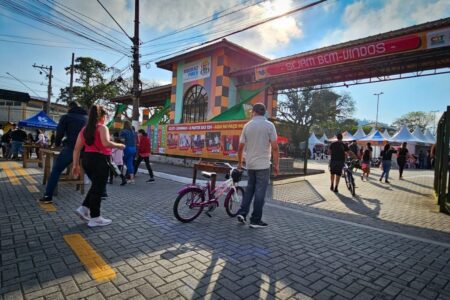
[373, 92, 383, 129]
[33, 64, 53, 113]
[131, 0, 141, 128]
[431, 110, 439, 135]
[69, 53, 75, 102]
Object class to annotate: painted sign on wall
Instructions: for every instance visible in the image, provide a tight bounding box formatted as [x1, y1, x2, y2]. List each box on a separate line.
[149, 120, 247, 161]
[183, 57, 211, 83]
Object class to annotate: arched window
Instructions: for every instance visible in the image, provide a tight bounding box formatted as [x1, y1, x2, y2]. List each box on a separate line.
[182, 85, 208, 123]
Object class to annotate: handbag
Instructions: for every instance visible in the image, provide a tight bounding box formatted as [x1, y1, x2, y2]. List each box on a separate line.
[106, 157, 121, 176]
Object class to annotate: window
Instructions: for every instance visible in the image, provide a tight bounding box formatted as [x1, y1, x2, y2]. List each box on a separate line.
[182, 85, 208, 123]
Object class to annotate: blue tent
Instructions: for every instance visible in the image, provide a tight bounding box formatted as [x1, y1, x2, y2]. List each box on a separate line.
[18, 111, 58, 130]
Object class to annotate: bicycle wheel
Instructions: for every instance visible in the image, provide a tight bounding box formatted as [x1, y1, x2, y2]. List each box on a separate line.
[347, 172, 356, 196]
[224, 186, 244, 217]
[173, 189, 205, 223]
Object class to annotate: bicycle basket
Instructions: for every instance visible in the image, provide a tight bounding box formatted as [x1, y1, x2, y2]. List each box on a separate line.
[231, 169, 243, 183]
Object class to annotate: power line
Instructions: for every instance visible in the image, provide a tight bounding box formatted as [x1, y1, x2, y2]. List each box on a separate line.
[0, 0, 130, 55]
[0, 38, 113, 51]
[6, 72, 42, 98]
[142, 0, 267, 45]
[96, 0, 132, 41]
[142, 0, 328, 64]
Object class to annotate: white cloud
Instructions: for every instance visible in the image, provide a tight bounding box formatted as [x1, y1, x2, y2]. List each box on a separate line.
[318, 0, 450, 47]
[64, 0, 302, 57]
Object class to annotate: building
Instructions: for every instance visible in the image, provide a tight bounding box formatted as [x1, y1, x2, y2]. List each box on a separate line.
[113, 39, 278, 123]
[0, 89, 67, 128]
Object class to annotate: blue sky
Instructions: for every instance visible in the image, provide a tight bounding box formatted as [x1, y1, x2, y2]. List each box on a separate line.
[0, 0, 449, 126]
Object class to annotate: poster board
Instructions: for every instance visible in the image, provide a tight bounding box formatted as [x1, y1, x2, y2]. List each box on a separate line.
[150, 121, 247, 161]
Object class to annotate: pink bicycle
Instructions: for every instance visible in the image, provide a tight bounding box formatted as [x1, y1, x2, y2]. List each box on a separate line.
[173, 163, 245, 223]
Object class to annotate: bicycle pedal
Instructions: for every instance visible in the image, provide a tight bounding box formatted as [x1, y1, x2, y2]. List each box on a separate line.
[205, 212, 212, 218]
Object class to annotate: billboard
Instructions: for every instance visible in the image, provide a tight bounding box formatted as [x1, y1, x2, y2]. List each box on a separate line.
[255, 27, 450, 81]
[150, 121, 247, 161]
[183, 57, 211, 83]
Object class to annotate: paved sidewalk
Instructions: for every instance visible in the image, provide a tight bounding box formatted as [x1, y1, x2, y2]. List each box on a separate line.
[1, 160, 450, 300]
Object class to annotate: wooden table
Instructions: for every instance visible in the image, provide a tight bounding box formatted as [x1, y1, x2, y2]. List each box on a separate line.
[40, 148, 85, 195]
[192, 163, 230, 190]
[22, 144, 42, 168]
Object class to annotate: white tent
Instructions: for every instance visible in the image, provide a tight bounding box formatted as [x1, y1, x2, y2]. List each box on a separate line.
[308, 133, 324, 158]
[411, 126, 430, 144]
[353, 127, 366, 140]
[391, 125, 423, 143]
[319, 133, 328, 143]
[359, 130, 390, 142]
[341, 131, 355, 142]
[423, 129, 436, 144]
[382, 129, 391, 139]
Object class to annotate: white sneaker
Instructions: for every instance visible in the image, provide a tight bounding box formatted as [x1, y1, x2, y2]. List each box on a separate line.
[88, 216, 112, 227]
[75, 206, 90, 221]
[127, 179, 135, 184]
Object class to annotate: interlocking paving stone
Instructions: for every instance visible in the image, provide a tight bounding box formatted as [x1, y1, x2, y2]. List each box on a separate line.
[1, 160, 450, 299]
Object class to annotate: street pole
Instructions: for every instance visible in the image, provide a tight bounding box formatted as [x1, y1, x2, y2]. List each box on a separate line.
[69, 53, 75, 102]
[431, 110, 439, 135]
[33, 64, 53, 113]
[374, 92, 383, 129]
[132, 0, 141, 129]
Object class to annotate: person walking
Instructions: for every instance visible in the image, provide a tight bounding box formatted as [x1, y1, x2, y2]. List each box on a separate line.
[133, 129, 155, 182]
[397, 142, 409, 179]
[328, 133, 355, 193]
[120, 121, 137, 184]
[236, 103, 279, 228]
[10, 125, 27, 160]
[72, 105, 124, 227]
[1, 129, 12, 158]
[38, 101, 88, 204]
[109, 134, 126, 185]
[379, 143, 397, 184]
[361, 149, 371, 181]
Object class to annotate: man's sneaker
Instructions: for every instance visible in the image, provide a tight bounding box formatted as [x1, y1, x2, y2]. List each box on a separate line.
[330, 185, 334, 191]
[249, 221, 268, 228]
[120, 180, 127, 186]
[333, 187, 339, 193]
[146, 178, 155, 183]
[87, 216, 112, 227]
[237, 215, 246, 224]
[75, 206, 90, 221]
[38, 196, 53, 204]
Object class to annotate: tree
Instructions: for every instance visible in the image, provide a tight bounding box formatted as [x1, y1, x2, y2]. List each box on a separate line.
[58, 57, 123, 109]
[277, 88, 355, 150]
[392, 111, 433, 131]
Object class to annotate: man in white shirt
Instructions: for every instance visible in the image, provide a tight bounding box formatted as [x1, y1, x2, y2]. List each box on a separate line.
[236, 103, 279, 228]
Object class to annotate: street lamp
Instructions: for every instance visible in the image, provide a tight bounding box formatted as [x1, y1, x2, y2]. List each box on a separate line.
[374, 92, 384, 129]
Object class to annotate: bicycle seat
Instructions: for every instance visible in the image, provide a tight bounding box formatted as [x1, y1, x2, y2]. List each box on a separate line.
[201, 171, 216, 179]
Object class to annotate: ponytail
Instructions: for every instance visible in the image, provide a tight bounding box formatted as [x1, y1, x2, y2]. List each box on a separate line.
[84, 105, 107, 145]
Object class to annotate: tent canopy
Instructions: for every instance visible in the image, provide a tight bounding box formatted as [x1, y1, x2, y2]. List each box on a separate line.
[391, 125, 423, 143]
[382, 129, 391, 139]
[319, 133, 328, 143]
[309, 133, 324, 145]
[18, 111, 57, 130]
[353, 127, 366, 140]
[359, 130, 390, 142]
[423, 129, 436, 144]
[411, 126, 430, 144]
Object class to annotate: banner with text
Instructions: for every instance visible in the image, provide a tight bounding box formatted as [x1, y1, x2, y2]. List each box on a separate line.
[150, 121, 247, 161]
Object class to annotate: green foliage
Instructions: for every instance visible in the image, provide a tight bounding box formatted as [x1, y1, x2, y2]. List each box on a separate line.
[57, 57, 125, 109]
[277, 88, 356, 148]
[392, 111, 433, 131]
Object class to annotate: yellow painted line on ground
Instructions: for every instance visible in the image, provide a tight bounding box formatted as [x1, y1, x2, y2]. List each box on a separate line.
[26, 185, 40, 193]
[2, 165, 20, 185]
[38, 202, 57, 212]
[13, 167, 38, 184]
[64, 234, 116, 282]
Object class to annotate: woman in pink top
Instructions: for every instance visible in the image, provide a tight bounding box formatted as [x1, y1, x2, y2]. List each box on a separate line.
[72, 105, 124, 227]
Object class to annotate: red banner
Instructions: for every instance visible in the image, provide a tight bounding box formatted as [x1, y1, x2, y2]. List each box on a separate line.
[255, 34, 422, 80]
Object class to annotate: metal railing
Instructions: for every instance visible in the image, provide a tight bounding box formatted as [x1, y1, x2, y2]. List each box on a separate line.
[433, 105, 450, 214]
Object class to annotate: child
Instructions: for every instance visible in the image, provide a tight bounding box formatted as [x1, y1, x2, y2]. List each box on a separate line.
[134, 129, 155, 182]
[361, 149, 371, 181]
[110, 135, 126, 185]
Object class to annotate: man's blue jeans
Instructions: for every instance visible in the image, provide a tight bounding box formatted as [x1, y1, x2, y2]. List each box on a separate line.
[380, 160, 392, 181]
[11, 141, 23, 158]
[237, 168, 270, 223]
[44, 147, 73, 197]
